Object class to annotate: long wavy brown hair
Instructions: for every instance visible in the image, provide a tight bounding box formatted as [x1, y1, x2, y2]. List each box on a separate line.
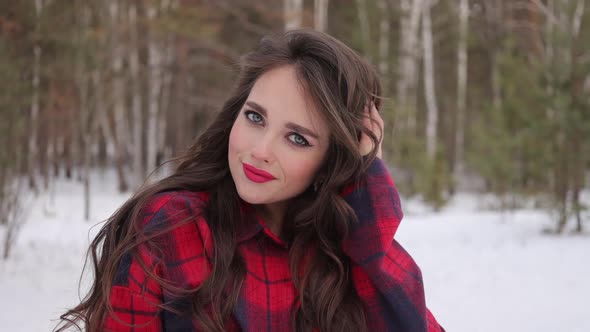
[55, 28, 382, 332]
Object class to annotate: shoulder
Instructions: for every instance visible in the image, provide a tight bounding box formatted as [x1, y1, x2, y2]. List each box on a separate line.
[138, 190, 215, 267]
[137, 190, 211, 233]
[113, 191, 210, 259]
[142, 190, 210, 213]
[113, 191, 214, 291]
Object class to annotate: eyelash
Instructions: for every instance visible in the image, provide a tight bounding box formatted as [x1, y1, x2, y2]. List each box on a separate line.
[243, 110, 312, 147]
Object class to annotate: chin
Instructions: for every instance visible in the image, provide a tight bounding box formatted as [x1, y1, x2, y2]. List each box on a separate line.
[234, 183, 272, 205]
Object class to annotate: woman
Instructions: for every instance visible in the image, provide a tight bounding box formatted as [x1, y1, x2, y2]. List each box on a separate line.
[56, 29, 444, 332]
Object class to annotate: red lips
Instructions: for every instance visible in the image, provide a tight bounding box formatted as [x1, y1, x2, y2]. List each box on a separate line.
[242, 163, 276, 183]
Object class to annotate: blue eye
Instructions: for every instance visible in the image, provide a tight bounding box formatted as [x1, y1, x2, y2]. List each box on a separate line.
[245, 110, 263, 124]
[288, 133, 310, 147]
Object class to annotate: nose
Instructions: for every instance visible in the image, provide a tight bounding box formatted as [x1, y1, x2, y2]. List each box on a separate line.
[251, 135, 274, 163]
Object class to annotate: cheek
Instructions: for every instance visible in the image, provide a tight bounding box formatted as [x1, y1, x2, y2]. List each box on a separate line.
[282, 152, 323, 184]
[229, 122, 246, 155]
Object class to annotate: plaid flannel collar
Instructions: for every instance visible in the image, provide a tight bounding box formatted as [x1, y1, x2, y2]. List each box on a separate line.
[236, 201, 289, 248]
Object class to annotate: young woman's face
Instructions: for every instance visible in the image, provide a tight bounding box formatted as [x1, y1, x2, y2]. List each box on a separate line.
[228, 65, 330, 206]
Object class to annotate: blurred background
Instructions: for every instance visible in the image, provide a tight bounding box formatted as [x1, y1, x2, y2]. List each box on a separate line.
[0, 0, 588, 331]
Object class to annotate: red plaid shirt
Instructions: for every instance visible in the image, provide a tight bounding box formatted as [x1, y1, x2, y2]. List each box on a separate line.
[106, 158, 444, 331]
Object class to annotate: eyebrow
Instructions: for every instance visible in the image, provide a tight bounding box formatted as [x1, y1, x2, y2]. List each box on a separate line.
[245, 101, 320, 140]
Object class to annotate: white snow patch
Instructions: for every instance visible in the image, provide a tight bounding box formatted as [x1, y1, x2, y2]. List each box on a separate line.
[1, 172, 588, 332]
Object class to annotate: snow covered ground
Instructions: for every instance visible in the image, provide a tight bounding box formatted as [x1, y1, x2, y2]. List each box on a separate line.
[1, 171, 588, 332]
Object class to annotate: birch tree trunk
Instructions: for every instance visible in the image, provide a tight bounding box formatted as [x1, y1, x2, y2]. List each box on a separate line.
[28, 0, 44, 191]
[570, 0, 586, 233]
[77, 5, 91, 221]
[128, 1, 145, 189]
[314, 0, 329, 32]
[158, 0, 178, 176]
[545, 0, 555, 65]
[544, 0, 556, 198]
[95, 69, 115, 179]
[397, 0, 423, 134]
[422, 0, 438, 159]
[146, 1, 163, 177]
[491, 55, 502, 109]
[284, 0, 303, 30]
[454, 0, 469, 182]
[109, 0, 129, 192]
[355, 0, 372, 61]
[550, 0, 586, 233]
[488, 0, 503, 110]
[377, 0, 391, 90]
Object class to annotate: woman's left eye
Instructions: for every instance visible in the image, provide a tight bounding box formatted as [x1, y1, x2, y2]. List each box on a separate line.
[245, 110, 263, 124]
[288, 133, 310, 147]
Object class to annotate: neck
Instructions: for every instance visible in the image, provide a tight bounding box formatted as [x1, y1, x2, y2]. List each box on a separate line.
[257, 201, 288, 237]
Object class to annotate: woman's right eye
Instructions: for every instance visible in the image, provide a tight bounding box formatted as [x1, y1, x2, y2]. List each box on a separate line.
[245, 110, 263, 124]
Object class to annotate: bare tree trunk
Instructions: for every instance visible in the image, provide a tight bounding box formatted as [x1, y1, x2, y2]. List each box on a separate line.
[545, 0, 555, 64]
[146, 1, 163, 178]
[2, 173, 26, 260]
[377, 0, 391, 90]
[156, 0, 177, 176]
[454, 0, 469, 184]
[284, 0, 303, 30]
[109, 0, 129, 192]
[81, 75, 90, 221]
[552, 0, 586, 234]
[570, 0, 585, 233]
[63, 130, 72, 178]
[43, 111, 57, 215]
[571, 139, 584, 233]
[555, 152, 569, 234]
[355, 0, 372, 61]
[397, 0, 423, 133]
[158, 44, 173, 174]
[572, 0, 585, 36]
[422, 0, 438, 160]
[94, 70, 115, 174]
[314, 0, 329, 32]
[128, 1, 145, 190]
[28, 0, 45, 191]
[489, 0, 503, 111]
[1, 104, 27, 259]
[51, 124, 59, 178]
[491, 53, 502, 109]
[77, 4, 92, 221]
[39, 102, 49, 191]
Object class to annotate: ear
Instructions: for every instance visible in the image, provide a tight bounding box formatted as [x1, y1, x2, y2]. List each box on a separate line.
[313, 170, 329, 186]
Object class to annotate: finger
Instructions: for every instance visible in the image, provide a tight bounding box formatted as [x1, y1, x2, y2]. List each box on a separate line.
[369, 105, 383, 137]
[358, 133, 374, 156]
[370, 103, 383, 127]
[370, 105, 384, 158]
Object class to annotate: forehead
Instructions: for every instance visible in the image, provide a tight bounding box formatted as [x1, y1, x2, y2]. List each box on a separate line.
[247, 66, 328, 138]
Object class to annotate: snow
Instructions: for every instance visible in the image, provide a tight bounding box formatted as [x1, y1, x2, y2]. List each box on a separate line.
[398, 194, 590, 332]
[0, 172, 588, 332]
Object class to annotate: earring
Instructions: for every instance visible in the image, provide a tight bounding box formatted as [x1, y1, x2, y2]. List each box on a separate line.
[313, 180, 322, 192]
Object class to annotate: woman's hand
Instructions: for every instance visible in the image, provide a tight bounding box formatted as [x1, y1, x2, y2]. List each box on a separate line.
[359, 102, 384, 159]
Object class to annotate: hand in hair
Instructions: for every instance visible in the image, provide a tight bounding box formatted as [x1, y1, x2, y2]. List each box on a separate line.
[359, 102, 383, 159]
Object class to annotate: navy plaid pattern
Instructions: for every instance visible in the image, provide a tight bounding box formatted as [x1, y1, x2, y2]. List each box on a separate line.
[105, 158, 444, 331]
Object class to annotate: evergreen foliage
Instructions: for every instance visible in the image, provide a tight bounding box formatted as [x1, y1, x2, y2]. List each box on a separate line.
[0, 0, 588, 232]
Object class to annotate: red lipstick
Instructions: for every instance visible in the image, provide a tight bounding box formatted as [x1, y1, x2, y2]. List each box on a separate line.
[242, 163, 276, 183]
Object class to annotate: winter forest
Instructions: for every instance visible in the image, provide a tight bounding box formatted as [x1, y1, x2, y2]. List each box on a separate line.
[0, 0, 589, 331]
